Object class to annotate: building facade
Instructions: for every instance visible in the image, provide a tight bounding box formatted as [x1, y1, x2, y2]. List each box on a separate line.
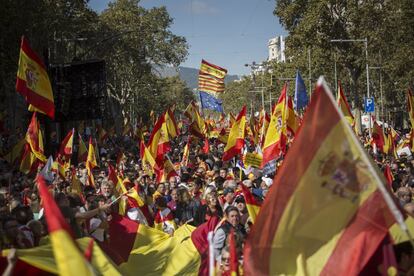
[268, 36, 285, 63]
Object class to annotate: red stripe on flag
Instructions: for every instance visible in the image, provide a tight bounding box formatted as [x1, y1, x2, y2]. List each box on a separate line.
[222, 138, 244, 161]
[201, 59, 228, 74]
[320, 190, 394, 275]
[16, 78, 55, 118]
[191, 216, 220, 276]
[20, 36, 47, 70]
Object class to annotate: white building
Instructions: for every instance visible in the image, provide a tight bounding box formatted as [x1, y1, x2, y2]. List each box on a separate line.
[268, 36, 285, 63]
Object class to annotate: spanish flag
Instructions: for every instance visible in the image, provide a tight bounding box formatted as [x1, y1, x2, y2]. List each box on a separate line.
[337, 80, 354, 126]
[372, 120, 386, 153]
[244, 78, 396, 275]
[147, 113, 171, 164]
[241, 183, 261, 223]
[286, 95, 299, 135]
[59, 129, 74, 159]
[222, 106, 246, 161]
[1, 237, 121, 275]
[165, 107, 180, 138]
[25, 112, 46, 163]
[184, 101, 206, 138]
[16, 36, 54, 119]
[156, 157, 178, 183]
[181, 136, 191, 167]
[261, 83, 288, 167]
[19, 143, 38, 174]
[217, 127, 229, 145]
[37, 176, 94, 275]
[86, 137, 97, 186]
[77, 134, 88, 163]
[140, 140, 160, 176]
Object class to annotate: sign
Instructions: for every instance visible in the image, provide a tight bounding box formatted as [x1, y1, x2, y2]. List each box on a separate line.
[364, 97, 375, 113]
[244, 152, 263, 168]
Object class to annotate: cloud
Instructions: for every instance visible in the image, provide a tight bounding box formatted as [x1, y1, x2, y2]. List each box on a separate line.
[185, 0, 219, 15]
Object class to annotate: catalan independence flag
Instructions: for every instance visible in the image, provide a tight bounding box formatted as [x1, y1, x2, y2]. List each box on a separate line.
[198, 59, 227, 94]
[244, 77, 398, 275]
[16, 36, 55, 119]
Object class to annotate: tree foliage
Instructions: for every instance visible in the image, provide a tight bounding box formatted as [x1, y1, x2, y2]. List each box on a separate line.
[0, 0, 191, 129]
[273, 0, 414, 124]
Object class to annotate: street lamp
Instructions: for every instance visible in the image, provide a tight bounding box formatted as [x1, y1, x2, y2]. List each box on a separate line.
[369, 66, 383, 121]
[245, 61, 266, 112]
[330, 38, 370, 135]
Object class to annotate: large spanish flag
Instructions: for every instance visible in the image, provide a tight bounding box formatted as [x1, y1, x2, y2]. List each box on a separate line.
[244, 78, 397, 275]
[222, 106, 246, 161]
[37, 176, 94, 276]
[261, 83, 288, 166]
[16, 36, 54, 119]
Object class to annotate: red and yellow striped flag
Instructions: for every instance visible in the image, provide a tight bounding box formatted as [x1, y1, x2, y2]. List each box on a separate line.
[261, 83, 288, 166]
[16, 36, 54, 119]
[198, 59, 227, 94]
[37, 176, 93, 276]
[222, 106, 246, 161]
[244, 78, 397, 275]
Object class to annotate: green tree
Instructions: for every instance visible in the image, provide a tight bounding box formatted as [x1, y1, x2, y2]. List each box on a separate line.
[97, 0, 188, 118]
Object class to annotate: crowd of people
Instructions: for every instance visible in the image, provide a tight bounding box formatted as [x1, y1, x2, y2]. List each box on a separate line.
[1, 119, 414, 274]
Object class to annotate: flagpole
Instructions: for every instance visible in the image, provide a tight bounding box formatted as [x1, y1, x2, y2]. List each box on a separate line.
[207, 231, 215, 276]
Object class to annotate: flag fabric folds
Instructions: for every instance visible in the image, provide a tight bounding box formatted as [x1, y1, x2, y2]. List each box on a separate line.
[16, 36, 54, 119]
[146, 113, 171, 164]
[222, 106, 246, 161]
[86, 137, 97, 186]
[1, 237, 121, 275]
[294, 70, 308, 110]
[261, 83, 288, 167]
[240, 183, 261, 223]
[244, 77, 396, 276]
[184, 101, 206, 138]
[198, 59, 227, 94]
[337, 80, 354, 126]
[199, 91, 224, 113]
[37, 176, 93, 276]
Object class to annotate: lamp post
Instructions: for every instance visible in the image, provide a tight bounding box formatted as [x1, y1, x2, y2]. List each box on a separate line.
[245, 62, 266, 112]
[330, 38, 370, 135]
[369, 66, 383, 121]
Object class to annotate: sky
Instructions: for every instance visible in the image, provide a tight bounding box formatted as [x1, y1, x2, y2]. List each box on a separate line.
[88, 0, 286, 76]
